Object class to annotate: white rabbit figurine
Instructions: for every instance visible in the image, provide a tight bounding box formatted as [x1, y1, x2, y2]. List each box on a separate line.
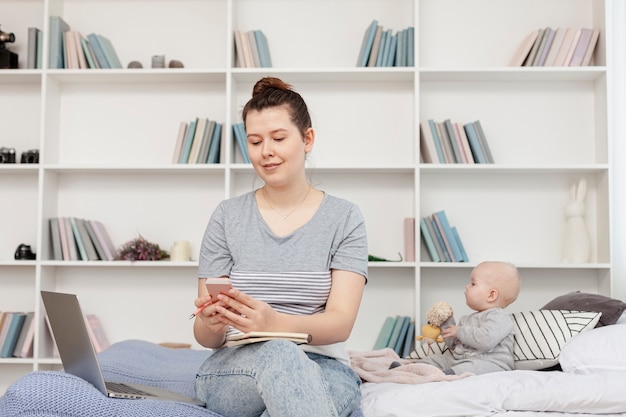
[561, 178, 591, 263]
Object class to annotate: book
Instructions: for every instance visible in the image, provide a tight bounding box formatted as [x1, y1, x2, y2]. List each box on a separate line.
[367, 24, 383, 67]
[451, 226, 469, 262]
[473, 120, 494, 163]
[385, 32, 398, 67]
[64, 217, 79, 260]
[96, 34, 122, 68]
[569, 28, 594, 66]
[85, 314, 110, 352]
[0, 313, 26, 358]
[553, 27, 577, 66]
[187, 117, 208, 164]
[373, 316, 395, 350]
[178, 118, 198, 163]
[239, 30, 254, 68]
[49, 217, 63, 260]
[36, 30, 43, 68]
[89, 220, 117, 261]
[80, 37, 99, 69]
[436, 121, 455, 163]
[84, 220, 106, 261]
[563, 29, 582, 66]
[27, 27, 41, 69]
[420, 217, 440, 262]
[523, 27, 544, 66]
[49, 16, 70, 69]
[455, 122, 475, 164]
[357, 19, 379, 67]
[406, 26, 414, 67]
[247, 30, 261, 68]
[75, 218, 99, 260]
[444, 119, 465, 163]
[463, 122, 487, 163]
[581, 28, 600, 66]
[544, 28, 565, 66]
[401, 321, 415, 358]
[376, 29, 391, 67]
[509, 29, 539, 66]
[425, 216, 447, 262]
[12, 312, 34, 358]
[72, 32, 88, 69]
[403, 217, 416, 262]
[233, 123, 250, 163]
[536, 27, 556, 66]
[254, 30, 272, 67]
[86, 33, 110, 69]
[427, 119, 445, 163]
[197, 120, 216, 164]
[222, 331, 311, 348]
[419, 122, 438, 163]
[171, 121, 188, 163]
[392, 316, 411, 355]
[0, 313, 12, 352]
[58, 216, 70, 260]
[530, 27, 550, 66]
[233, 30, 246, 67]
[385, 316, 404, 351]
[433, 210, 464, 263]
[69, 217, 88, 260]
[207, 122, 222, 164]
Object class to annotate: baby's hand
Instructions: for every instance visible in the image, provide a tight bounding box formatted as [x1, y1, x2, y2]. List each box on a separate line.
[441, 324, 458, 339]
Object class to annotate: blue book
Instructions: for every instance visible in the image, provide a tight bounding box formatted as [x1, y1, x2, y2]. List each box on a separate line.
[451, 226, 469, 262]
[401, 322, 416, 358]
[373, 316, 395, 350]
[97, 34, 122, 68]
[233, 123, 250, 163]
[86, 33, 110, 69]
[463, 122, 487, 163]
[385, 33, 398, 67]
[178, 118, 198, 163]
[0, 313, 26, 358]
[80, 37, 98, 69]
[49, 16, 70, 69]
[207, 122, 222, 164]
[427, 119, 446, 164]
[434, 210, 464, 262]
[254, 30, 272, 68]
[425, 216, 446, 261]
[429, 215, 451, 262]
[420, 217, 441, 262]
[473, 120, 494, 163]
[357, 19, 378, 67]
[393, 316, 411, 355]
[407, 26, 415, 67]
[376, 29, 391, 67]
[386, 315, 404, 351]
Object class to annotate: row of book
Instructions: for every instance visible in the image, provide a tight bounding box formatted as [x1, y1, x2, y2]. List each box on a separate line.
[420, 119, 494, 164]
[357, 19, 415, 67]
[0, 311, 109, 358]
[511, 27, 600, 67]
[40, 16, 122, 69]
[373, 315, 415, 358]
[49, 217, 117, 261]
[420, 210, 468, 263]
[172, 118, 224, 164]
[234, 30, 272, 68]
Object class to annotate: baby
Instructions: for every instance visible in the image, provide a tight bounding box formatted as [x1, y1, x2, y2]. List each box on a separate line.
[419, 261, 521, 375]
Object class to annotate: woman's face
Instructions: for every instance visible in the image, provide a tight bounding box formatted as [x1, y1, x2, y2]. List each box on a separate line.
[245, 106, 313, 188]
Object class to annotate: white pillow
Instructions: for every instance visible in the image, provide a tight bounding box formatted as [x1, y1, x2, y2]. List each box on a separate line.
[512, 310, 601, 370]
[560, 323, 626, 374]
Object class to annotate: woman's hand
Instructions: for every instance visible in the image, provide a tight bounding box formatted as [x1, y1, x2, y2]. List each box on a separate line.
[212, 288, 279, 333]
[193, 295, 230, 333]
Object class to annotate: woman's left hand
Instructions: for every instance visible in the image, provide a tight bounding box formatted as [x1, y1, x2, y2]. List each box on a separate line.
[213, 288, 279, 333]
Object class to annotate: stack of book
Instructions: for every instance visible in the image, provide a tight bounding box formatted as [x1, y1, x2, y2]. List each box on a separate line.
[373, 315, 415, 357]
[420, 210, 468, 263]
[48, 16, 122, 69]
[233, 30, 272, 68]
[232, 123, 250, 164]
[420, 119, 494, 164]
[356, 19, 414, 67]
[172, 118, 223, 164]
[510, 27, 600, 67]
[0, 312, 34, 358]
[49, 217, 117, 261]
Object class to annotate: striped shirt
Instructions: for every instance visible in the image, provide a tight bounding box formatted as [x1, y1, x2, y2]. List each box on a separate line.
[198, 190, 368, 363]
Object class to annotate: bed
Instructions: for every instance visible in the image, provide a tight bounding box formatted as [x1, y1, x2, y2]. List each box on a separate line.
[357, 291, 626, 417]
[1, 291, 624, 417]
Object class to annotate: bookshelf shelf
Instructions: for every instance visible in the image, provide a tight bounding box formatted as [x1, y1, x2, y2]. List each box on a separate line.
[0, 0, 621, 394]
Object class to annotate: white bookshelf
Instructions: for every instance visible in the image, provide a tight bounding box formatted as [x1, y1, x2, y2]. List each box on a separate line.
[0, 0, 621, 394]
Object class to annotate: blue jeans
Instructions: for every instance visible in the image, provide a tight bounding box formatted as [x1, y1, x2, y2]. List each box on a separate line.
[195, 340, 361, 417]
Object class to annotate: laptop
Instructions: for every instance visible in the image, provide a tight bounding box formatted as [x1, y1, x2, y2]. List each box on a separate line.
[41, 290, 205, 406]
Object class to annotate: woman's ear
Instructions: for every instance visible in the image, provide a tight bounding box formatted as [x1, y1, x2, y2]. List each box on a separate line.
[304, 127, 315, 153]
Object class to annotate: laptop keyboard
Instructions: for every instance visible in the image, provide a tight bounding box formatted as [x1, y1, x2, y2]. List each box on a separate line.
[106, 381, 156, 397]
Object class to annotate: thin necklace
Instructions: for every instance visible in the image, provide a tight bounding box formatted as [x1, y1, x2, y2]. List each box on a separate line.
[262, 185, 311, 219]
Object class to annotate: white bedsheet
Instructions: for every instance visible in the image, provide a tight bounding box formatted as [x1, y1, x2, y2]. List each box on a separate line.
[360, 370, 626, 417]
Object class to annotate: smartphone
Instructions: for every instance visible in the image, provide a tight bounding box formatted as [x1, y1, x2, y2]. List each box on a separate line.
[205, 277, 233, 300]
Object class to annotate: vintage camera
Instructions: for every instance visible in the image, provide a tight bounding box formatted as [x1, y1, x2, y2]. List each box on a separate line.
[21, 149, 39, 164]
[0, 147, 16, 163]
[15, 244, 36, 260]
[0, 26, 18, 69]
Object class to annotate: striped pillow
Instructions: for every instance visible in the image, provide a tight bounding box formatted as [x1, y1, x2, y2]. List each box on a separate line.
[512, 310, 601, 370]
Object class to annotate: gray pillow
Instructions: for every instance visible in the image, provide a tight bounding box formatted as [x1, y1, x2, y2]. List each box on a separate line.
[542, 291, 626, 327]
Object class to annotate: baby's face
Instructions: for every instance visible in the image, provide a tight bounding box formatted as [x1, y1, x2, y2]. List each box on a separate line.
[464, 264, 498, 311]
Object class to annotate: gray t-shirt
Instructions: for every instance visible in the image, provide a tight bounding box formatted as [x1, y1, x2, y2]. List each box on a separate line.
[198, 190, 368, 363]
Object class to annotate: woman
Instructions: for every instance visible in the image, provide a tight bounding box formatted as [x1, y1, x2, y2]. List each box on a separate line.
[193, 77, 368, 417]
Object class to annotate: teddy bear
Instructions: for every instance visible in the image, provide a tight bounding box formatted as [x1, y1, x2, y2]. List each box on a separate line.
[416, 301, 454, 344]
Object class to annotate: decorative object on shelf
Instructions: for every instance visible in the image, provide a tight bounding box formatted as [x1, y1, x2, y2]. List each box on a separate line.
[561, 178, 591, 263]
[118, 235, 169, 261]
[14, 244, 36, 260]
[0, 147, 16, 163]
[127, 60, 143, 69]
[416, 301, 454, 346]
[368, 252, 403, 262]
[170, 240, 190, 262]
[0, 26, 18, 69]
[20, 149, 39, 164]
[168, 59, 183, 68]
[151, 54, 165, 68]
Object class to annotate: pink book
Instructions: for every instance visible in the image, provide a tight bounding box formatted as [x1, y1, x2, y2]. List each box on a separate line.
[455, 122, 475, 164]
[58, 217, 70, 260]
[563, 29, 582, 66]
[403, 217, 415, 262]
[569, 28, 593, 66]
[553, 28, 576, 66]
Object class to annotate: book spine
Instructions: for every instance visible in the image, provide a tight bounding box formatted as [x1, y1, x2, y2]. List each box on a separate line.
[463, 122, 486, 163]
[420, 217, 440, 262]
[434, 211, 463, 262]
[427, 119, 445, 163]
[65, 217, 79, 260]
[49, 218, 63, 260]
[403, 217, 416, 262]
[425, 216, 447, 262]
